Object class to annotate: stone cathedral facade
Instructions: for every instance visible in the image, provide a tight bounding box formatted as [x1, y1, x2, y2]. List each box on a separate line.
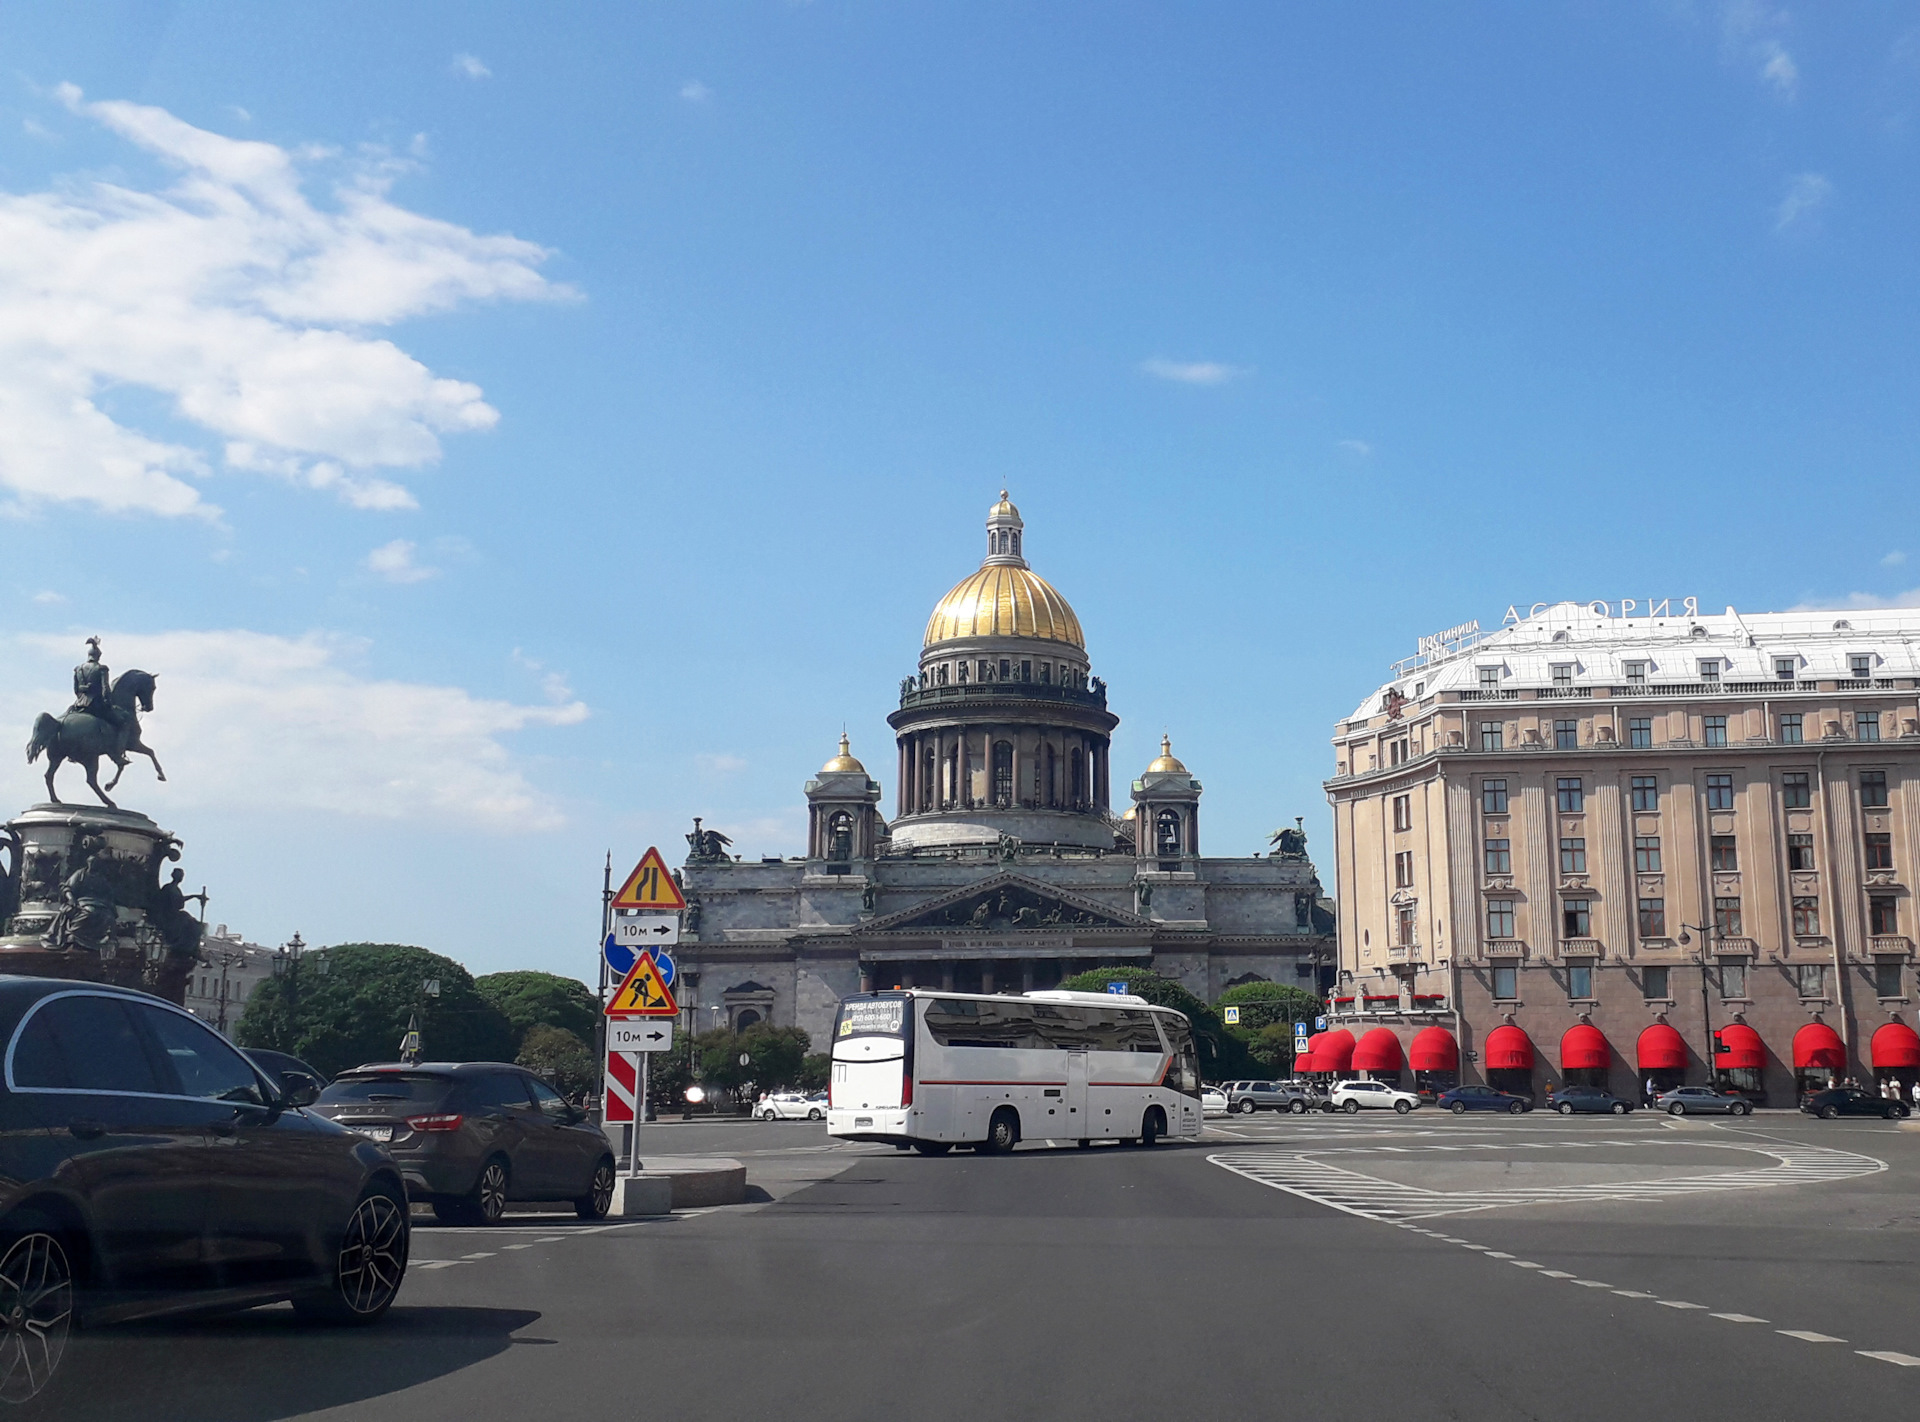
[675, 493, 1334, 1047]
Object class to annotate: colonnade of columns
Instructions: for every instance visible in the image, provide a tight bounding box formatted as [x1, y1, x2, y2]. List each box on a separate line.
[894, 725, 1110, 818]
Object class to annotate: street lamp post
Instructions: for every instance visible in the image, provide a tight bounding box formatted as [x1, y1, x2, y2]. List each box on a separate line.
[271, 932, 327, 1047]
[208, 943, 246, 1034]
[1679, 918, 1721, 1087]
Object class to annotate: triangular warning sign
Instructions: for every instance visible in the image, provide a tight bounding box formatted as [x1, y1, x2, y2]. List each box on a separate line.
[612, 847, 686, 911]
[607, 951, 679, 1017]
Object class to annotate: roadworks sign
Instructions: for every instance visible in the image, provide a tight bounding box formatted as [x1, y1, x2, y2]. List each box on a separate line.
[606, 950, 679, 1017]
[612, 847, 686, 911]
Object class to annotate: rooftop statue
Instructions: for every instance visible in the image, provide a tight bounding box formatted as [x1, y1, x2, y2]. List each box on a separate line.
[1269, 818, 1310, 860]
[27, 638, 165, 809]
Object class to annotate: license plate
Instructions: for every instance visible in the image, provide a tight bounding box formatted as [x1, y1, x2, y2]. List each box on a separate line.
[350, 1125, 393, 1142]
[855, 1116, 873, 1128]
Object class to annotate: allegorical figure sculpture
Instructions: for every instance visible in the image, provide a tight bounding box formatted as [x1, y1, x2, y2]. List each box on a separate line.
[27, 638, 166, 808]
[153, 866, 206, 959]
[685, 817, 734, 863]
[1269, 818, 1310, 860]
[44, 834, 117, 954]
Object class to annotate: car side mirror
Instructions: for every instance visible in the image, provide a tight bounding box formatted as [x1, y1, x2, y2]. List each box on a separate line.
[279, 1070, 320, 1107]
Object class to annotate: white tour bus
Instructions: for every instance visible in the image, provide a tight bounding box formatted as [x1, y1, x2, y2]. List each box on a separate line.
[827, 988, 1203, 1153]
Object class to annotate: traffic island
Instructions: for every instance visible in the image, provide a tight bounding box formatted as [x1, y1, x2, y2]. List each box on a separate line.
[616, 1176, 674, 1216]
[631, 1156, 748, 1209]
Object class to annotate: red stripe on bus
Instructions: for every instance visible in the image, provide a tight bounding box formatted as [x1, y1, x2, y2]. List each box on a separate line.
[918, 1080, 1068, 1087]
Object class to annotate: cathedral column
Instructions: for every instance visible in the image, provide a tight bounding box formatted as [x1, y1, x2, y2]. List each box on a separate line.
[981, 962, 995, 993]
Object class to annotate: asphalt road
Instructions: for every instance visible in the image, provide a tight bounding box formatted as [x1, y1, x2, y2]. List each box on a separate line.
[44, 1110, 1920, 1420]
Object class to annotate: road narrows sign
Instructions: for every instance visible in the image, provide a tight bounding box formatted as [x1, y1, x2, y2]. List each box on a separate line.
[606, 950, 679, 1017]
[612, 848, 686, 911]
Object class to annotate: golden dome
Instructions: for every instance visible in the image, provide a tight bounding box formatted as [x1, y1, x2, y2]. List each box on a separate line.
[821, 734, 866, 774]
[924, 563, 1085, 648]
[1146, 735, 1188, 774]
[990, 489, 1020, 520]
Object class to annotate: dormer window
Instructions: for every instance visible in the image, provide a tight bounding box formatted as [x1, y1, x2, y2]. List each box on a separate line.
[1774, 656, 1796, 681]
[1478, 666, 1500, 688]
[1851, 654, 1874, 679]
[1623, 660, 1647, 685]
[1699, 659, 1721, 684]
[1551, 664, 1573, 690]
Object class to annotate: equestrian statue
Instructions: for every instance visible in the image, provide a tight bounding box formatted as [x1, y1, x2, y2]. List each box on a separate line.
[26, 638, 165, 809]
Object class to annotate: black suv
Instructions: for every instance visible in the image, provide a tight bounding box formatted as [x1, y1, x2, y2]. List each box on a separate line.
[0, 978, 410, 1404]
[309, 1063, 616, 1224]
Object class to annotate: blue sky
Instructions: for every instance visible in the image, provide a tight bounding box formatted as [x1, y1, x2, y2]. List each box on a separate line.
[0, 4, 1915, 982]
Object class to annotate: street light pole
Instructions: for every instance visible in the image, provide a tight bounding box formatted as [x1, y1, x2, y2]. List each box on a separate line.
[1680, 918, 1720, 1086]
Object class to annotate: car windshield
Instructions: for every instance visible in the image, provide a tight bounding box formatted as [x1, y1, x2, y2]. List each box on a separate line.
[316, 1073, 454, 1105]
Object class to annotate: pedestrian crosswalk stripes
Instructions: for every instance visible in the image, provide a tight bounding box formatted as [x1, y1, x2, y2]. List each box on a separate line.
[1207, 1137, 1885, 1222]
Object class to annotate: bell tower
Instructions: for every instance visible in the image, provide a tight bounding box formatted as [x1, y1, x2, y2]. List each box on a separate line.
[805, 735, 884, 865]
[1131, 736, 1201, 869]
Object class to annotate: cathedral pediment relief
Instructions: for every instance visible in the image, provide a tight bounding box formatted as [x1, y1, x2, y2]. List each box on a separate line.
[858, 873, 1143, 935]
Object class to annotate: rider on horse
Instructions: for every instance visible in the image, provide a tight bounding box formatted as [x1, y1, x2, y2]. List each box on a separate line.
[71, 638, 129, 732]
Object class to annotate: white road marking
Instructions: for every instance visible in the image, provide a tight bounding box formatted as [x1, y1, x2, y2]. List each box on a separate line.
[1858, 1351, 1920, 1367]
[503, 1243, 533, 1250]
[1611, 1290, 1656, 1297]
[1711, 1314, 1768, 1323]
[1658, 1301, 1707, 1310]
[1780, 1330, 1846, 1343]
[1510, 1261, 1544, 1269]
[1540, 1271, 1577, 1279]
[462, 1252, 496, 1260]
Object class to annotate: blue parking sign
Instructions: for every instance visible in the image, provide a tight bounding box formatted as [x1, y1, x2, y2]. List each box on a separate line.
[1314, 1015, 1327, 1032]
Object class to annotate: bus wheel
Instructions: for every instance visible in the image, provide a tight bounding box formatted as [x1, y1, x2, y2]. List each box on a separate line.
[1140, 1108, 1165, 1148]
[912, 1142, 951, 1156]
[983, 1108, 1020, 1154]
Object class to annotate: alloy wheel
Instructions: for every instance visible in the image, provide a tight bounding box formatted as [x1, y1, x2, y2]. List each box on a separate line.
[590, 1163, 615, 1216]
[0, 1230, 72, 1404]
[334, 1193, 408, 1317]
[478, 1162, 508, 1222]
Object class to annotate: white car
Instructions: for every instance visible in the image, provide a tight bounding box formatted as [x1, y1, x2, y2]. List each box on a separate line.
[1201, 1087, 1229, 1118]
[1330, 1080, 1421, 1115]
[757, 1091, 827, 1121]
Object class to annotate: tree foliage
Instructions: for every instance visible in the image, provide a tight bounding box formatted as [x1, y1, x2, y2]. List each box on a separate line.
[1057, 966, 1247, 1077]
[235, 943, 514, 1078]
[1217, 981, 1322, 1077]
[517, 1024, 596, 1097]
[475, 970, 597, 1049]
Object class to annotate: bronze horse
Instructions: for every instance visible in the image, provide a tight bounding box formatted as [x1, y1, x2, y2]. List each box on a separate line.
[26, 670, 165, 809]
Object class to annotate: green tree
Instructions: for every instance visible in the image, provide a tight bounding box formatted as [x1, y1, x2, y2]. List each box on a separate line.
[475, 970, 597, 1050]
[797, 1053, 831, 1092]
[235, 943, 514, 1077]
[1057, 966, 1248, 1079]
[1217, 981, 1322, 1077]
[684, 1023, 813, 1105]
[517, 1024, 596, 1097]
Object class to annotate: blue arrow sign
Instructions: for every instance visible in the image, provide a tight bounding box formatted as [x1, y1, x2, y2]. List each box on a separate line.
[653, 948, 676, 988]
[603, 933, 634, 977]
[1106, 982, 1129, 995]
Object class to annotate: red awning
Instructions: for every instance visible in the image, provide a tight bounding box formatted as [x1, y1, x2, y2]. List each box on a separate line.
[1636, 1024, 1688, 1071]
[1793, 1022, 1846, 1071]
[1293, 1051, 1321, 1073]
[1409, 1026, 1459, 1072]
[1484, 1024, 1535, 1071]
[1560, 1024, 1610, 1071]
[1353, 1028, 1404, 1073]
[1715, 1024, 1765, 1070]
[1872, 1021, 1920, 1070]
[1311, 1029, 1355, 1072]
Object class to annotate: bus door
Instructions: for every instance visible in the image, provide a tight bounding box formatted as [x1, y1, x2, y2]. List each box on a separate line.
[1065, 1049, 1088, 1135]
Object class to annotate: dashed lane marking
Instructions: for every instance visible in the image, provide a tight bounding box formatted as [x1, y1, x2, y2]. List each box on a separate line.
[1859, 1352, 1920, 1367]
[1780, 1331, 1846, 1343]
[1712, 1314, 1768, 1324]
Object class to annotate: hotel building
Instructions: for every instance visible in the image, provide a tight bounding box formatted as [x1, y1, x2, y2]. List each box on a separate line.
[1318, 602, 1920, 1105]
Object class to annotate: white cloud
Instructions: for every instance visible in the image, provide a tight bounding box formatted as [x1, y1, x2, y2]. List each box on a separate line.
[0, 630, 587, 829]
[0, 86, 570, 518]
[680, 80, 711, 102]
[1721, 1, 1799, 98]
[1759, 43, 1799, 96]
[1775, 172, 1832, 230]
[696, 752, 748, 773]
[29, 590, 65, 605]
[1884, 551, 1907, 567]
[365, 538, 437, 583]
[1338, 439, 1373, 457]
[1806, 588, 1920, 611]
[452, 54, 492, 80]
[21, 117, 56, 142]
[1140, 358, 1246, 386]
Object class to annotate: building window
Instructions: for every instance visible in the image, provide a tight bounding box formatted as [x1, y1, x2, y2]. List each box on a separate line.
[1778, 713, 1803, 744]
[1639, 898, 1666, 937]
[1792, 896, 1821, 936]
[1795, 963, 1826, 997]
[1788, 833, 1817, 871]
[1706, 773, 1735, 810]
[1775, 657, 1797, 681]
[1865, 832, 1894, 870]
[1492, 964, 1518, 999]
[1392, 795, 1411, 832]
[1486, 899, 1515, 938]
[1624, 660, 1648, 685]
[1479, 665, 1501, 689]
[1394, 850, 1414, 888]
[1155, 809, 1183, 859]
[1870, 896, 1900, 937]
[1861, 771, 1890, 808]
[1552, 664, 1574, 690]
[1484, 838, 1511, 875]
[992, 740, 1014, 806]
[1634, 835, 1661, 872]
[1555, 719, 1578, 749]
[999, 659, 1011, 681]
[1699, 658, 1721, 684]
[1781, 772, 1811, 809]
[1714, 896, 1743, 936]
[1631, 775, 1658, 811]
[1482, 779, 1508, 815]
[1480, 721, 1503, 751]
[1556, 778, 1583, 813]
[1643, 964, 1670, 999]
[1710, 835, 1739, 872]
[1396, 905, 1417, 947]
[1858, 711, 1882, 743]
[1718, 960, 1747, 999]
[1703, 715, 1728, 747]
[1851, 654, 1874, 679]
[1562, 899, 1591, 937]
[1874, 959, 1903, 997]
[1566, 962, 1593, 999]
[1560, 837, 1587, 874]
[1628, 718, 1652, 748]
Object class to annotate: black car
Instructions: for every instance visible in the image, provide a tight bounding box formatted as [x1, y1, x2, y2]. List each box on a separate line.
[308, 1063, 617, 1224]
[0, 978, 410, 1404]
[244, 1046, 331, 1091]
[1546, 1085, 1635, 1115]
[1802, 1087, 1911, 1121]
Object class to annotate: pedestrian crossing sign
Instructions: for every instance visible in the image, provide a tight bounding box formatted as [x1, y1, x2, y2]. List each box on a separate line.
[606, 951, 679, 1017]
[612, 847, 686, 911]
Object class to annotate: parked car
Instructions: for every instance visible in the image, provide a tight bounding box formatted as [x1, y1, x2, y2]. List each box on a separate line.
[0, 978, 413, 1404]
[308, 1062, 617, 1224]
[1436, 1084, 1533, 1115]
[245, 1046, 331, 1091]
[1801, 1087, 1911, 1121]
[757, 1091, 827, 1121]
[1654, 1085, 1753, 1117]
[1547, 1085, 1635, 1116]
[1200, 1086, 1229, 1117]
[1330, 1080, 1422, 1114]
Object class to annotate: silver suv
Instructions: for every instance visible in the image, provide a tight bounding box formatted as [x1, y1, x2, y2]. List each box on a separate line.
[1227, 1080, 1325, 1115]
